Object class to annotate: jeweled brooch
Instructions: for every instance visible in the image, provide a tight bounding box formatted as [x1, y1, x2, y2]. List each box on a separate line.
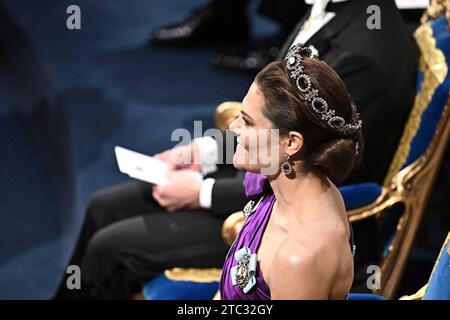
[243, 200, 255, 218]
[242, 197, 264, 218]
[230, 246, 257, 293]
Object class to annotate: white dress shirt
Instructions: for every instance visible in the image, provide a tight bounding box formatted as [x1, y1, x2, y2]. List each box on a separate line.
[291, 0, 351, 48]
[194, 136, 219, 209]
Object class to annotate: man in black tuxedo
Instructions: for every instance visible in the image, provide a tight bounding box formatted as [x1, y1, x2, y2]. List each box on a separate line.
[55, 0, 418, 299]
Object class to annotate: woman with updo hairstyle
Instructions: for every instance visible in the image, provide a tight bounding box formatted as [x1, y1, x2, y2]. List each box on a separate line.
[220, 44, 363, 300]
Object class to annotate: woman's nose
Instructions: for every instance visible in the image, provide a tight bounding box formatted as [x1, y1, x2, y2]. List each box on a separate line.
[228, 116, 240, 134]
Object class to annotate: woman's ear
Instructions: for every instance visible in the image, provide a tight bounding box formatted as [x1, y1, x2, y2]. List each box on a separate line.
[285, 131, 304, 156]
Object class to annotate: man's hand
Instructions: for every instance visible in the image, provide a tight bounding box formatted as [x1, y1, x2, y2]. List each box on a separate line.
[152, 171, 202, 212]
[154, 143, 201, 172]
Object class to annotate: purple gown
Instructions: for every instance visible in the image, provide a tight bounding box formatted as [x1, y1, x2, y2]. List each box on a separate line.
[219, 172, 355, 300]
[219, 172, 274, 300]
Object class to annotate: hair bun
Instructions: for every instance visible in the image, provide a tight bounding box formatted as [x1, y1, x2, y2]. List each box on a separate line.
[307, 132, 363, 184]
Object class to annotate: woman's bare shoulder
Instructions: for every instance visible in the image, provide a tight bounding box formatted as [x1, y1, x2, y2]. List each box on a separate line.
[268, 220, 348, 299]
[273, 230, 340, 274]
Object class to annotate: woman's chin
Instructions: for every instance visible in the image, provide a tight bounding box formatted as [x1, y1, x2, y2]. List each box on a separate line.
[233, 156, 261, 173]
[232, 155, 246, 171]
[232, 153, 252, 171]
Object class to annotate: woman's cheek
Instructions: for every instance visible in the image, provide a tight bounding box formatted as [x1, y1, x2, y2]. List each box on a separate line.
[242, 134, 251, 150]
[233, 147, 247, 170]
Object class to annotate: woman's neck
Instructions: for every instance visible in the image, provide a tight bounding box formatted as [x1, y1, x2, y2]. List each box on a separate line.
[268, 167, 331, 222]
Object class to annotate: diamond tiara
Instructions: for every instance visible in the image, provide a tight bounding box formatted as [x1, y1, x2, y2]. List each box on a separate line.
[284, 43, 362, 135]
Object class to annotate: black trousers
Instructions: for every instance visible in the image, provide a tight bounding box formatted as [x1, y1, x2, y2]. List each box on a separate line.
[54, 181, 229, 299]
[212, 0, 307, 32]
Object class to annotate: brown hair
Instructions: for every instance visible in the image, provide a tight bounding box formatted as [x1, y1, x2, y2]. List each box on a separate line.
[255, 59, 363, 184]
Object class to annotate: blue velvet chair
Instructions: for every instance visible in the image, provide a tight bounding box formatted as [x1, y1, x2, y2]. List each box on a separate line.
[347, 293, 386, 300]
[352, 230, 450, 301]
[422, 231, 450, 300]
[142, 268, 221, 300]
[346, 10, 450, 298]
[142, 2, 450, 300]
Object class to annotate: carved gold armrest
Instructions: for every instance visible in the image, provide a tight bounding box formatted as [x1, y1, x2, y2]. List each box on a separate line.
[212, 290, 221, 300]
[399, 285, 427, 300]
[221, 211, 245, 246]
[164, 268, 222, 282]
[347, 186, 398, 223]
[347, 165, 411, 223]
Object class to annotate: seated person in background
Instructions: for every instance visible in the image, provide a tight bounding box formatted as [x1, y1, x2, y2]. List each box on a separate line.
[55, 0, 418, 299]
[54, 137, 246, 299]
[221, 44, 360, 300]
[149, 0, 425, 74]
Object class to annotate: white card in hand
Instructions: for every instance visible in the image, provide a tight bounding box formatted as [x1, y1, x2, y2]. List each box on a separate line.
[114, 146, 169, 185]
[114, 146, 203, 185]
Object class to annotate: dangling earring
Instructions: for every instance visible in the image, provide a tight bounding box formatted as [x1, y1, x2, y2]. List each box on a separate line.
[281, 153, 293, 176]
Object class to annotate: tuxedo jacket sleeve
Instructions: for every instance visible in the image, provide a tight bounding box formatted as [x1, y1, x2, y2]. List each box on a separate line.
[210, 171, 247, 217]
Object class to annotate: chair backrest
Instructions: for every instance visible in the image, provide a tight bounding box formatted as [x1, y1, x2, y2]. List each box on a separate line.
[372, 11, 450, 298]
[384, 17, 450, 185]
[423, 231, 450, 300]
